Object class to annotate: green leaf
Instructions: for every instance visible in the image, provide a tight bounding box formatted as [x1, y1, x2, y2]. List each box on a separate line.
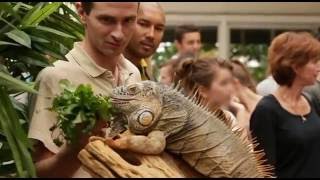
[0, 96, 25, 177]
[22, 57, 50, 67]
[22, 2, 62, 26]
[0, 41, 21, 47]
[29, 35, 50, 43]
[0, 2, 21, 20]
[34, 25, 76, 39]
[49, 13, 84, 39]
[60, 4, 82, 23]
[32, 43, 65, 60]
[0, 88, 36, 177]
[0, 16, 19, 31]
[0, 64, 9, 74]
[20, 2, 43, 26]
[0, 72, 37, 94]
[5, 29, 31, 48]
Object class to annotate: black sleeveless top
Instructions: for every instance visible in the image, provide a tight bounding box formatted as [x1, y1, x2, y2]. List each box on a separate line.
[250, 94, 320, 178]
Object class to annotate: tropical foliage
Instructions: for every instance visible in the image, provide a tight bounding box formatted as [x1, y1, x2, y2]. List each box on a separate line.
[231, 43, 269, 82]
[0, 2, 83, 177]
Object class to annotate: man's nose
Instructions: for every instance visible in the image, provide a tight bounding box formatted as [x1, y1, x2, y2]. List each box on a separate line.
[111, 23, 124, 42]
[146, 26, 155, 40]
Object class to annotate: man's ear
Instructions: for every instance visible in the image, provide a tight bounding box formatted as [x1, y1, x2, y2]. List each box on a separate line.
[75, 2, 87, 25]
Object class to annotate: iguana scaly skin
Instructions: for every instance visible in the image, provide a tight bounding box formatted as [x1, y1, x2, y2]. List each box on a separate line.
[109, 81, 274, 178]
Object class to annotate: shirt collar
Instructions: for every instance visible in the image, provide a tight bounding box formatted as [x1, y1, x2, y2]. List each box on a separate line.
[66, 42, 127, 78]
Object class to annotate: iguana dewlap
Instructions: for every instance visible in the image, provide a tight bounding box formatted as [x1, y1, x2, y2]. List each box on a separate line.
[108, 81, 274, 178]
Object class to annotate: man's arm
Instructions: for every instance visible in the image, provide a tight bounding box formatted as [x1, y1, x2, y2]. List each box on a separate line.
[32, 119, 107, 177]
[33, 142, 82, 178]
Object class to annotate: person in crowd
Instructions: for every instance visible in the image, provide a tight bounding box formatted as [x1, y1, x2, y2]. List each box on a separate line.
[159, 52, 195, 86]
[256, 72, 279, 96]
[27, 2, 141, 177]
[250, 32, 320, 178]
[174, 57, 247, 130]
[159, 58, 179, 86]
[124, 2, 166, 81]
[171, 24, 202, 60]
[228, 60, 262, 137]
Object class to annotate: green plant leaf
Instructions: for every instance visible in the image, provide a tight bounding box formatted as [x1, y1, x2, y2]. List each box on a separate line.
[0, 2, 21, 20]
[20, 2, 43, 26]
[22, 2, 62, 26]
[0, 72, 37, 94]
[60, 3, 82, 23]
[0, 87, 36, 177]
[0, 16, 19, 31]
[5, 29, 31, 48]
[23, 57, 50, 67]
[34, 25, 76, 39]
[0, 41, 21, 47]
[29, 35, 50, 43]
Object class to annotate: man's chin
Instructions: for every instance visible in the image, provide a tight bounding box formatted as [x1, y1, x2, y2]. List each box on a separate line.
[140, 50, 154, 59]
[100, 49, 122, 57]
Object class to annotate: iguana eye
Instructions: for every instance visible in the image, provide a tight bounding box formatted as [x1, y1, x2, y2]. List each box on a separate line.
[128, 85, 139, 94]
[137, 111, 154, 126]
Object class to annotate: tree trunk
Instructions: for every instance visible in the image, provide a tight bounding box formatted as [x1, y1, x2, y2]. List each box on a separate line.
[78, 137, 203, 178]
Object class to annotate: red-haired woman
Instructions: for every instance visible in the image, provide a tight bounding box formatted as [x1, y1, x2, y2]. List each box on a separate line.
[250, 32, 320, 178]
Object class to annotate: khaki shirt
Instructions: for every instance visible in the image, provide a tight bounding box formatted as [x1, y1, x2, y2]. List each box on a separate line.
[28, 42, 141, 177]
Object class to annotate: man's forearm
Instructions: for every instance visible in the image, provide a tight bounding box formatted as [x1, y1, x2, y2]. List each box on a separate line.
[35, 145, 81, 178]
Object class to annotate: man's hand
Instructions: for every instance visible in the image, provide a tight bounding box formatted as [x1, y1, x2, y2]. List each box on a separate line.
[77, 120, 109, 150]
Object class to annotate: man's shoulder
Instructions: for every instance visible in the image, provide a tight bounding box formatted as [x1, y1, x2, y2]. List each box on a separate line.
[122, 57, 141, 77]
[36, 60, 80, 84]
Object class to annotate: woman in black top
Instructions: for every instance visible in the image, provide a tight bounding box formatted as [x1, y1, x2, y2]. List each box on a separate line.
[250, 32, 320, 178]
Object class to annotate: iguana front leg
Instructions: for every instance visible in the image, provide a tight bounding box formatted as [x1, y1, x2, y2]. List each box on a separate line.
[105, 130, 166, 155]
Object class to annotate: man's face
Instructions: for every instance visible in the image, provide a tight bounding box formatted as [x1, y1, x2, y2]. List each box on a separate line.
[176, 32, 202, 56]
[126, 4, 165, 59]
[78, 2, 138, 57]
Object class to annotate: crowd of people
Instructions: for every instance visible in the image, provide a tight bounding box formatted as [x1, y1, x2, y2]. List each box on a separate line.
[27, 2, 320, 178]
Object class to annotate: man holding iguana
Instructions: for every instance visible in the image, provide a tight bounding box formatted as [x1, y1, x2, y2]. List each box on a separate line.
[28, 2, 141, 177]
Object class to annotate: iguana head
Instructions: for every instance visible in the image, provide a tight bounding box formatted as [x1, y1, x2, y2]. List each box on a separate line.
[111, 81, 163, 134]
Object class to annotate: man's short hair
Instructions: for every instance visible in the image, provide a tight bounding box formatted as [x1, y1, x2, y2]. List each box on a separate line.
[174, 24, 200, 43]
[81, 2, 140, 14]
[82, 2, 93, 14]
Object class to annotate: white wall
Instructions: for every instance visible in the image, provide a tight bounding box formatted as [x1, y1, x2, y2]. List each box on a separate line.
[160, 2, 320, 15]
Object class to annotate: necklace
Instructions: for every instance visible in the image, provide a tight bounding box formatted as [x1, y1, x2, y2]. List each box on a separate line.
[301, 115, 307, 123]
[276, 93, 309, 123]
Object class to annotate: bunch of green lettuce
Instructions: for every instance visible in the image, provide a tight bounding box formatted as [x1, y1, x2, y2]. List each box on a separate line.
[49, 79, 116, 146]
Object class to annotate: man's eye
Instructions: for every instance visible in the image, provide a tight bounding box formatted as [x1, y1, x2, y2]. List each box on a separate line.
[124, 18, 135, 24]
[138, 21, 149, 28]
[99, 18, 114, 24]
[155, 26, 164, 32]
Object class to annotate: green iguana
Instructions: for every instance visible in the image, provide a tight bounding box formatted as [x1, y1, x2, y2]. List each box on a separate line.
[105, 81, 274, 178]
